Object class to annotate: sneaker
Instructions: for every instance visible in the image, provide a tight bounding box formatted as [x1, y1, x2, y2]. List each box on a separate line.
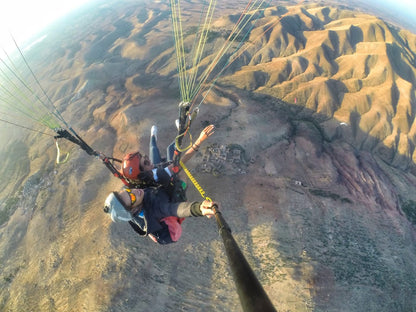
[151, 125, 158, 141]
[175, 119, 180, 131]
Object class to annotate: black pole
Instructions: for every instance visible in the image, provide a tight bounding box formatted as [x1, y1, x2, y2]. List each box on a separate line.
[213, 207, 277, 312]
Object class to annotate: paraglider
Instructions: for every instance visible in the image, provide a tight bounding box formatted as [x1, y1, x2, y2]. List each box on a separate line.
[0, 0, 280, 310]
[120, 124, 214, 197]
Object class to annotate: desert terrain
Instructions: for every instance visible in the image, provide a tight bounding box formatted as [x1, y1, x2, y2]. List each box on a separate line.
[0, 0, 416, 311]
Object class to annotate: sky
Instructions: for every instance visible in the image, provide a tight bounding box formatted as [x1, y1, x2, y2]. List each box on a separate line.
[381, 0, 416, 14]
[0, 0, 415, 50]
[370, 0, 416, 23]
[0, 0, 93, 49]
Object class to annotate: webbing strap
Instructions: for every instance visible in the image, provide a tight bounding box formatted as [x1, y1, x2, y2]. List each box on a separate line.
[179, 160, 212, 202]
[55, 140, 70, 164]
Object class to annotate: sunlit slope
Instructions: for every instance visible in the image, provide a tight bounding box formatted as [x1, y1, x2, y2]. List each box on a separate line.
[34, 3, 416, 171]
[219, 5, 416, 168]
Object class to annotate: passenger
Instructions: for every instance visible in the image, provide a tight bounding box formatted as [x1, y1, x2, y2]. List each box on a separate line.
[104, 187, 218, 244]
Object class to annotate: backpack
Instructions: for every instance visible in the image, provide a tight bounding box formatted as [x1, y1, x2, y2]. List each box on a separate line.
[169, 177, 187, 203]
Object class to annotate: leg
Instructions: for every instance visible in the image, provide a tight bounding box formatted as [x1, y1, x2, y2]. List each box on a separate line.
[166, 141, 176, 162]
[149, 126, 162, 165]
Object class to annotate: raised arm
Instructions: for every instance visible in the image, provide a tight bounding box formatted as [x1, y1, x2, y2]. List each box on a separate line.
[179, 124, 215, 164]
[167, 124, 215, 173]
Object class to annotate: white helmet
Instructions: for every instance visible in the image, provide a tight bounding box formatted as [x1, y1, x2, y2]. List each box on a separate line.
[104, 192, 133, 222]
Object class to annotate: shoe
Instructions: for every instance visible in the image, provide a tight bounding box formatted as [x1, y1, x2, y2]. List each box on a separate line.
[175, 119, 180, 131]
[151, 125, 158, 141]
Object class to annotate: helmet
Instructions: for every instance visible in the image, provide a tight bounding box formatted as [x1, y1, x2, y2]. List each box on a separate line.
[104, 192, 133, 222]
[122, 151, 141, 180]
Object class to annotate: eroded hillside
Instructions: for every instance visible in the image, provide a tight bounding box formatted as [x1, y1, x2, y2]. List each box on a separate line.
[218, 5, 416, 169]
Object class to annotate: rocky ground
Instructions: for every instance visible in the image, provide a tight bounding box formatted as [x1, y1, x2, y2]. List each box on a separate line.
[0, 1, 416, 311]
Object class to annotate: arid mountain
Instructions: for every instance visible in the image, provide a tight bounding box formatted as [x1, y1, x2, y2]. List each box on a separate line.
[219, 5, 416, 170]
[1, 1, 416, 311]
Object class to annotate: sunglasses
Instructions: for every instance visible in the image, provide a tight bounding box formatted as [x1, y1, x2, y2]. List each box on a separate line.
[125, 189, 136, 206]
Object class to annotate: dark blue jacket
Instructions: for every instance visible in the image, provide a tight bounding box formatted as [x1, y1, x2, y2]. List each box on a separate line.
[128, 187, 202, 244]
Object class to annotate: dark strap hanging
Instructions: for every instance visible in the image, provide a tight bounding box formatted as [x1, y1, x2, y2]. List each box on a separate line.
[54, 128, 129, 186]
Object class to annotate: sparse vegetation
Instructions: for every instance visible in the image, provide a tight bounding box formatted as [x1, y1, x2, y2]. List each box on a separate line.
[223, 30, 249, 43]
[309, 188, 352, 203]
[400, 199, 416, 225]
[184, 27, 247, 44]
[310, 188, 340, 200]
[341, 197, 353, 204]
[206, 30, 223, 43]
[3, 274, 13, 283]
[0, 196, 19, 226]
[0, 210, 8, 226]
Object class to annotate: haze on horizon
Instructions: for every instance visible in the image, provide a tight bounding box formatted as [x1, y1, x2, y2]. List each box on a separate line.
[0, 0, 415, 49]
[0, 0, 94, 48]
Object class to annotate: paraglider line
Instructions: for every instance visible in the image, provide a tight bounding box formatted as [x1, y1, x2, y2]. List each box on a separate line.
[0, 117, 54, 136]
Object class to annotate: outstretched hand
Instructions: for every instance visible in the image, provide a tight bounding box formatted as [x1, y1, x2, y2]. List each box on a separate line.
[179, 125, 215, 166]
[200, 200, 218, 218]
[196, 125, 215, 144]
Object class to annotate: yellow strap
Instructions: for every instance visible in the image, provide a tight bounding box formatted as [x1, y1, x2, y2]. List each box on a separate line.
[175, 129, 193, 152]
[180, 160, 212, 202]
